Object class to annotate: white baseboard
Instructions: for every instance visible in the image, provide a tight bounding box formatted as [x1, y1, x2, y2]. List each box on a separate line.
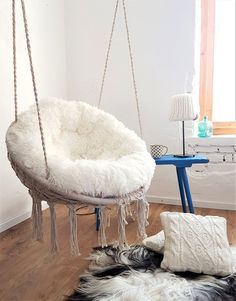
[0, 203, 49, 233]
[147, 195, 236, 211]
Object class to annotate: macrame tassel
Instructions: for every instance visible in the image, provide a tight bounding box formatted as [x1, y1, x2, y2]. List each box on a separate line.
[99, 206, 110, 247]
[30, 191, 43, 241]
[125, 202, 136, 221]
[48, 202, 59, 253]
[67, 204, 80, 256]
[117, 202, 128, 248]
[136, 196, 149, 240]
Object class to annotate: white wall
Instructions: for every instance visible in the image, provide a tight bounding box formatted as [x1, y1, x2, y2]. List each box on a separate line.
[65, 0, 196, 138]
[0, 0, 67, 231]
[65, 0, 235, 210]
[1, 0, 235, 232]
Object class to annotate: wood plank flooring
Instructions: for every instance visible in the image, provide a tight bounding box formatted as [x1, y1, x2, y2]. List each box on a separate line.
[0, 203, 236, 301]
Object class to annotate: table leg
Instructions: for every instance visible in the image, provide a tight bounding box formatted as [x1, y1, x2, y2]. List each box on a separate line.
[182, 168, 195, 214]
[176, 167, 187, 213]
[95, 208, 100, 231]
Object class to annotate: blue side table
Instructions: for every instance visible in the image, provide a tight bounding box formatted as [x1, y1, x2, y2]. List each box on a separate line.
[155, 155, 209, 213]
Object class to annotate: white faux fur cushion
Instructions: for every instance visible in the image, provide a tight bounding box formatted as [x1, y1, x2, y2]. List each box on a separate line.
[142, 230, 165, 254]
[6, 98, 155, 197]
[160, 212, 233, 276]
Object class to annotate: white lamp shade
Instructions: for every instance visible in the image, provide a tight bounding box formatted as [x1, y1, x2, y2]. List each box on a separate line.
[169, 93, 197, 121]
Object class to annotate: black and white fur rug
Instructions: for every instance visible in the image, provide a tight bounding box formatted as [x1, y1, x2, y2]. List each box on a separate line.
[66, 245, 236, 301]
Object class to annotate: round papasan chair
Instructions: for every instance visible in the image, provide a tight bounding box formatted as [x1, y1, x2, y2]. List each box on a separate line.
[6, 98, 155, 255]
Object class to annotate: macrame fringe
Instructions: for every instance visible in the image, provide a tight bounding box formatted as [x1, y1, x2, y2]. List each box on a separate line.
[67, 204, 80, 256]
[48, 202, 59, 253]
[31, 199, 43, 241]
[29, 190, 43, 241]
[98, 206, 110, 247]
[117, 202, 129, 247]
[116, 188, 148, 248]
[136, 195, 149, 240]
[125, 202, 136, 221]
[29, 186, 147, 254]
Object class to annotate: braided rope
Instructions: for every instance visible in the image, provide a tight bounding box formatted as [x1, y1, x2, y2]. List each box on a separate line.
[20, 0, 49, 178]
[122, 0, 143, 138]
[98, 0, 119, 108]
[98, 0, 143, 138]
[12, 0, 17, 122]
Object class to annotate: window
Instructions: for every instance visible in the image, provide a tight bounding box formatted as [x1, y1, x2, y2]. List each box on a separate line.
[199, 0, 236, 135]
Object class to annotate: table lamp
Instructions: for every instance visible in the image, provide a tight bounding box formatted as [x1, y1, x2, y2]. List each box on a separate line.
[169, 93, 197, 158]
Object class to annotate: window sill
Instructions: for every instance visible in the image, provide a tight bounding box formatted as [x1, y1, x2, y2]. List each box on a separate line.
[187, 135, 236, 145]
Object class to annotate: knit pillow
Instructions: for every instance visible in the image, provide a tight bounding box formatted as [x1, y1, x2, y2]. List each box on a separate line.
[160, 212, 233, 276]
[142, 230, 165, 254]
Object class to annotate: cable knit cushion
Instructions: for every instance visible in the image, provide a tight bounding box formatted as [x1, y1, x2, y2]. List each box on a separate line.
[160, 212, 233, 276]
[142, 230, 165, 254]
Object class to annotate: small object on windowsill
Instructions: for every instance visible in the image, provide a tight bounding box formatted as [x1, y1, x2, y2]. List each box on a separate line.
[198, 116, 213, 138]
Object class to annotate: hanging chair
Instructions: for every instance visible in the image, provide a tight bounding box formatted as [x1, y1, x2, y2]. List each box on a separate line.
[6, 0, 155, 255]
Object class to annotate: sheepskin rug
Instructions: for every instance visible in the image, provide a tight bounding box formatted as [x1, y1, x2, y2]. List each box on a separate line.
[66, 245, 236, 301]
[6, 98, 155, 197]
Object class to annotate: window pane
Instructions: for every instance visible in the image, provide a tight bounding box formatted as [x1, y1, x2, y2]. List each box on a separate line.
[213, 0, 235, 121]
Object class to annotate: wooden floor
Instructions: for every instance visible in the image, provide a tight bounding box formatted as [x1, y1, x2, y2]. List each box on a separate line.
[0, 203, 236, 301]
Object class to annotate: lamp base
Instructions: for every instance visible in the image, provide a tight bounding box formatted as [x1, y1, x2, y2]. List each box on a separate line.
[174, 154, 195, 158]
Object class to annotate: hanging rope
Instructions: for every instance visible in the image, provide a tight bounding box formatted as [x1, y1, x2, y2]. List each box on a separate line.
[98, 0, 143, 138]
[13, 0, 50, 178]
[122, 0, 143, 138]
[98, 0, 119, 108]
[12, 0, 17, 122]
